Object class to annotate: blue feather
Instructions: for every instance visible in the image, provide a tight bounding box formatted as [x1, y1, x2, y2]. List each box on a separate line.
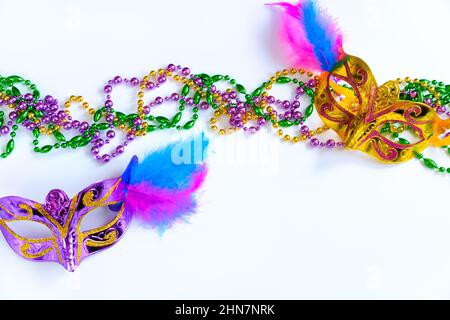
[117, 134, 209, 232]
[124, 134, 209, 190]
[301, 0, 342, 71]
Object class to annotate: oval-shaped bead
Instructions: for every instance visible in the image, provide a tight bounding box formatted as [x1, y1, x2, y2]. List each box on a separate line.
[5, 139, 14, 155]
[183, 120, 196, 130]
[89, 124, 98, 133]
[193, 92, 201, 105]
[11, 86, 20, 96]
[197, 74, 210, 80]
[97, 123, 110, 130]
[236, 84, 247, 94]
[304, 88, 315, 98]
[40, 145, 53, 154]
[125, 114, 139, 122]
[211, 75, 223, 82]
[423, 158, 438, 170]
[206, 92, 213, 105]
[156, 116, 170, 124]
[278, 120, 293, 128]
[7, 76, 24, 83]
[77, 137, 91, 147]
[172, 112, 182, 125]
[94, 109, 103, 122]
[253, 107, 265, 118]
[116, 112, 126, 120]
[69, 135, 83, 146]
[34, 109, 43, 118]
[181, 85, 190, 97]
[276, 77, 291, 84]
[304, 105, 314, 118]
[53, 131, 66, 142]
[16, 111, 28, 124]
[252, 87, 263, 97]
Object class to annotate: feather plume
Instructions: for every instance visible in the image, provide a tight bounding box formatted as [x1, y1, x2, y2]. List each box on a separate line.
[121, 135, 209, 233]
[271, 0, 345, 72]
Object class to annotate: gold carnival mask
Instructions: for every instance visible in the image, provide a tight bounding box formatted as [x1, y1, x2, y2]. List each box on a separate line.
[275, 1, 450, 164]
[315, 55, 450, 163]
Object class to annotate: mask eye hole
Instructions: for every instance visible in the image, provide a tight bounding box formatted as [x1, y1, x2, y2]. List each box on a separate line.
[80, 206, 120, 232]
[379, 122, 422, 145]
[4, 221, 52, 239]
[329, 77, 358, 109]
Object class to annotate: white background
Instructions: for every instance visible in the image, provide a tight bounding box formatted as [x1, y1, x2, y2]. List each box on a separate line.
[0, 0, 449, 299]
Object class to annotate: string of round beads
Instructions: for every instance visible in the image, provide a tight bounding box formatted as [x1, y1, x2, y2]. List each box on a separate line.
[0, 69, 447, 168]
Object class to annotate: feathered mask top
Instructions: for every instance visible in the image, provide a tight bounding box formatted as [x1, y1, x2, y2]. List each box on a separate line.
[275, 0, 450, 164]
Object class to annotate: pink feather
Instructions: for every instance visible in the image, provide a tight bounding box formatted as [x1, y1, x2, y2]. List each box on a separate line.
[270, 1, 346, 72]
[272, 2, 323, 71]
[125, 166, 208, 233]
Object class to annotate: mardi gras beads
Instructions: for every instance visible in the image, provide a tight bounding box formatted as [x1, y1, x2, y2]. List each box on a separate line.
[0, 65, 321, 162]
[0, 68, 448, 173]
[0, 75, 41, 158]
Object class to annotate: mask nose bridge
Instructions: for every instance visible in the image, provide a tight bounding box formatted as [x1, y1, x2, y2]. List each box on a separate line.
[61, 233, 77, 272]
[56, 215, 80, 272]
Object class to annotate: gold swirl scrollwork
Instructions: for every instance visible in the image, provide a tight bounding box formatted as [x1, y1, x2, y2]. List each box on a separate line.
[20, 243, 53, 259]
[84, 230, 118, 248]
[369, 137, 399, 162]
[375, 81, 401, 111]
[82, 179, 122, 207]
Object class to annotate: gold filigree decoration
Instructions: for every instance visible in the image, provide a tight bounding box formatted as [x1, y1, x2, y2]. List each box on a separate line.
[375, 81, 401, 111]
[82, 179, 122, 207]
[20, 243, 53, 259]
[84, 230, 118, 248]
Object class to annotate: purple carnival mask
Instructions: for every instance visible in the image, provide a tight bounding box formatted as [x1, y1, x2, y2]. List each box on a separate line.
[0, 136, 209, 271]
[0, 178, 131, 271]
